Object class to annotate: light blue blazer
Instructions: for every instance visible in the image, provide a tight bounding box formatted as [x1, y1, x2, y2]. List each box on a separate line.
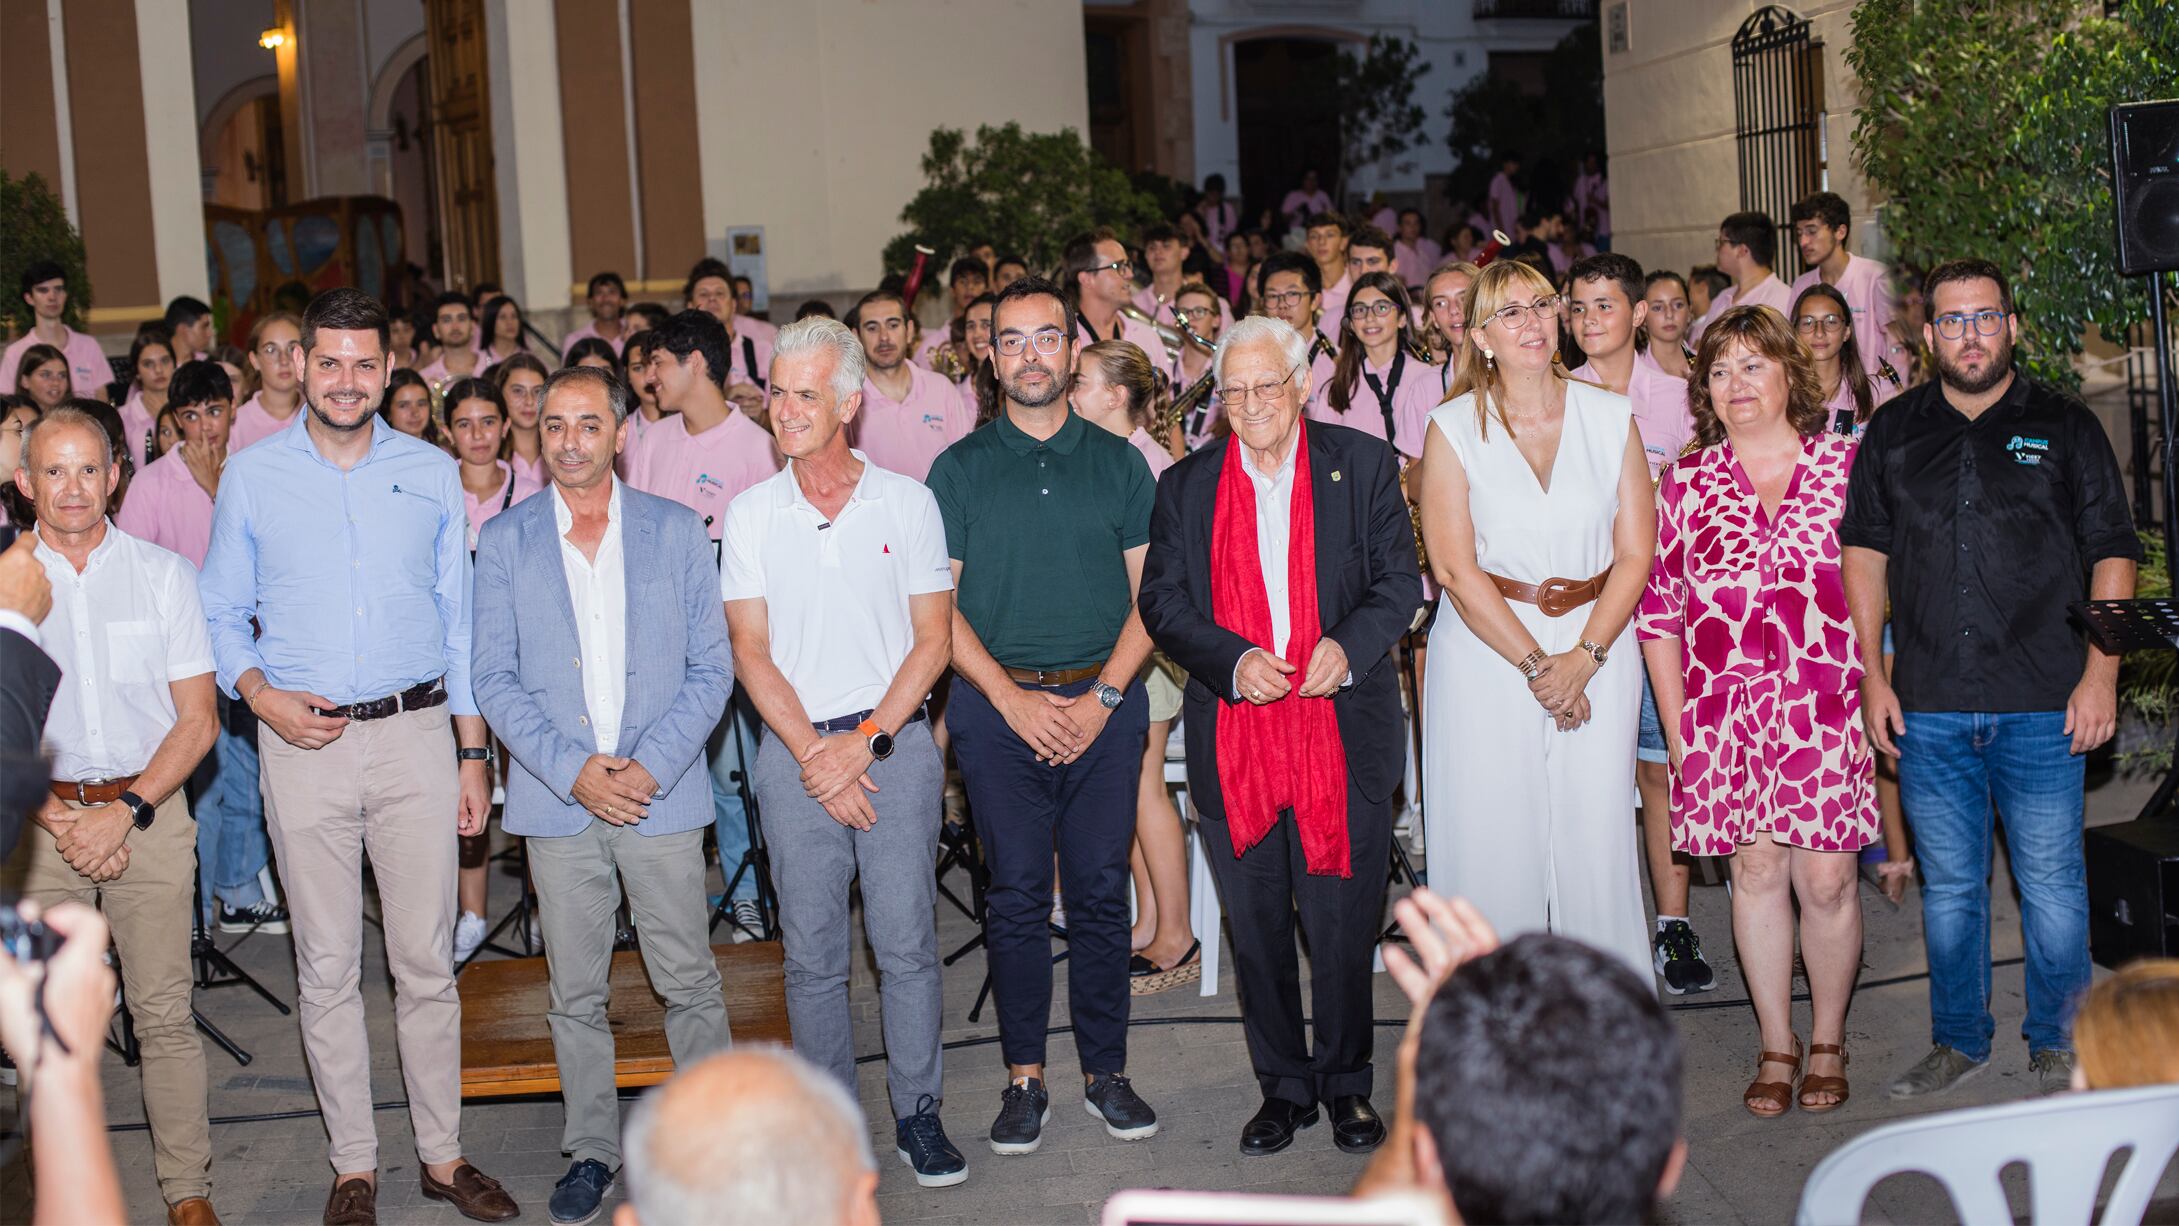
[470, 485, 731, 837]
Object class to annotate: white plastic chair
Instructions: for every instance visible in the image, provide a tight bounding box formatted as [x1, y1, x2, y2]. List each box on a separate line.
[1792, 1083, 2179, 1226]
[1163, 722, 1223, 998]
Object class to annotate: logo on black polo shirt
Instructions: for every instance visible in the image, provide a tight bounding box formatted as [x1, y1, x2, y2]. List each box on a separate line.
[2006, 435, 2049, 466]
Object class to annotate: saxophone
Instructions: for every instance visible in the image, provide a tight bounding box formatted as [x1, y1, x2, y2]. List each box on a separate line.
[1159, 311, 1221, 449]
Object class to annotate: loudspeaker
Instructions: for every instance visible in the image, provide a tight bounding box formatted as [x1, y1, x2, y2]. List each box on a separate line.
[2085, 818, 2179, 967]
[2111, 100, 2179, 276]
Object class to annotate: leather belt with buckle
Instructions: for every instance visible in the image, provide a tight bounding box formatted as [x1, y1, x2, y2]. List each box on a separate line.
[50, 774, 141, 805]
[813, 706, 930, 734]
[1001, 662, 1107, 687]
[1489, 568, 1612, 618]
[311, 677, 449, 722]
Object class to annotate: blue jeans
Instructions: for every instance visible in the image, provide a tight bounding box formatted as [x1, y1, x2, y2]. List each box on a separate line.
[192, 720, 270, 919]
[1898, 710, 2089, 1060]
[708, 692, 760, 904]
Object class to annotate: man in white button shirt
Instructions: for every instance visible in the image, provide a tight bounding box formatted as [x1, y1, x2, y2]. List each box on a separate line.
[3, 405, 224, 1225]
[722, 318, 964, 1187]
[470, 366, 732, 1224]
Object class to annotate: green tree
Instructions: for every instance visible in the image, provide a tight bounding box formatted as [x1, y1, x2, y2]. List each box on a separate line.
[1302, 34, 1429, 202]
[1848, 0, 2178, 390]
[884, 124, 1163, 277]
[1, 170, 91, 335]
[1443, 23, 1603, 220]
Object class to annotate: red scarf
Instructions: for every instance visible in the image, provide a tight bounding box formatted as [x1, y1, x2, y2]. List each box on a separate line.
[1210, 421, 1352, 876]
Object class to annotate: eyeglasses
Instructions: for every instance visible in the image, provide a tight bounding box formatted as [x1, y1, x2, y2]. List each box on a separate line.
[995, 329, 1067, 357]
[1216, 365, 1301, 407]
[1795, 313, 1846, 335]
[1176, 305, 1217, 322]
[1346, 299, 1399, 321]
[1933, 309, 2008, 340]
[1486, 295, 1562, 330]
[1259, 289, 1311, 310]
[1089, 259, 1133, 278]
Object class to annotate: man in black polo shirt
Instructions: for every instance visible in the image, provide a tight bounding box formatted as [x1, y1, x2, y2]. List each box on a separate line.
[1841, 258, 2138, 1099]
[926, 275, 1159, 1155]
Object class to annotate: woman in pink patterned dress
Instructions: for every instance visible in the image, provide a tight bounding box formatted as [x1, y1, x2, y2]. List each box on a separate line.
[1637, 306, 1876, 1119]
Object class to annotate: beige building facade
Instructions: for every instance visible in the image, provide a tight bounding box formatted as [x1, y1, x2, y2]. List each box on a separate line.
[1600, 0, 1875, 284]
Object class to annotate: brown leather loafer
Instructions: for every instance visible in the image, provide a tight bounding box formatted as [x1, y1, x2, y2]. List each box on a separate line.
[421, 1162, 520, 1222]
[167, 1197, 222, 1226]
[323, 1178, 375, 1226]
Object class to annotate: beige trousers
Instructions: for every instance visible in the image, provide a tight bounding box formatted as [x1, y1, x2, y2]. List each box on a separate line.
[258, 704, 462, 1173]
[4, 790, 210, 1204]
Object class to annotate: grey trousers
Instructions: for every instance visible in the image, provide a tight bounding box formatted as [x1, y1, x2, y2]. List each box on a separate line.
[526, 820, 729, 1165]
[755, 720, 945, 1119]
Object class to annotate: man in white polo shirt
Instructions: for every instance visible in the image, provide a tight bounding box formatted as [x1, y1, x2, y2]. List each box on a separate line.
[722, 316, 962, 1189]
[5, 405, 223, 1225]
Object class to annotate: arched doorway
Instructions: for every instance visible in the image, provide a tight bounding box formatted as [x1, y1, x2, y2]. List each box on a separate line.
[200, 77, 285, 211]
[1232, 35, 1344, 229]
[370, 34, 439, 309]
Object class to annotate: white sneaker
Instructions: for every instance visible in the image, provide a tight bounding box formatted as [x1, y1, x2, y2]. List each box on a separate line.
[452, 911, 487, 963]
[729, 898, 765, 944]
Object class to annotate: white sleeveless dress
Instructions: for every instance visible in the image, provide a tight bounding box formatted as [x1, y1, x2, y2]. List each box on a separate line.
[1421, 379, 1650, 980]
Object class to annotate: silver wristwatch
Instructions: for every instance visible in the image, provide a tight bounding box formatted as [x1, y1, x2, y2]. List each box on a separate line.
[1578, 638, 1609, 666]
[1090, 681, 1125, 710]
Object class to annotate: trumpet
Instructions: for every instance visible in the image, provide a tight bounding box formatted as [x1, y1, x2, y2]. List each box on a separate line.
[1117, 301, 1187, 362]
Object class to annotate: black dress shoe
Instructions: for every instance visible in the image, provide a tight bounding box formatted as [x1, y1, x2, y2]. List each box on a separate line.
[1328, 1095, 1386, 1154]
[1239, 1097, 1319, 1156]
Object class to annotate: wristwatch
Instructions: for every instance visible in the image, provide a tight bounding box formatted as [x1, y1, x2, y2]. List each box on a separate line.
[1090, 681, 1125, 710]
[1578, 639, 1609, 666]
[457, 746, 494, 764]
[119, 790, 156, 830]
[858, 718, 895, 762]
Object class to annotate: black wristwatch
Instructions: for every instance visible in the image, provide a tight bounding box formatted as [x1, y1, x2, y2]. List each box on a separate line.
[119, 790, 156, 830]
[458, 746, 493, 764]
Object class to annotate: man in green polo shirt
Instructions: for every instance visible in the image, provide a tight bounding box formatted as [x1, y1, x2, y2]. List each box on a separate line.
[925, 274, 1159, 1157]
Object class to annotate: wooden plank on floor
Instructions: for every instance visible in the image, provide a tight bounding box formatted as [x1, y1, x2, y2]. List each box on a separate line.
[459, 941, 790, 1098]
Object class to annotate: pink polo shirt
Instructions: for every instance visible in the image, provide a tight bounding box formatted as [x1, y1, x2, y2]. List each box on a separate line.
[1281, 189, 1331, 223]
[733, 315, 779, 346]
[1307, 352, 1434, 461]
[1572, 356, 1694, 478]
[1789, 253, 1902, 382]
[416, 345, 491, 391]
[1318, 270, 1354, 335]
[113, 449, 215, 567]
[626, 409, 780, 539]
[1127, 428, 1173, 479]
[1394, 238, 1443, 289]
[1077, 309, 1167, 366]
[118, 390, 156, 471]
[1820, 368, 1903, 440]
[851, 362, 976, 484]
[0, 328, 111, 401]
[1486, 172, 1520, 236]
[227, 393, 304, 453]
[1691, 274, 1795, 343]
[462, 460, 545, 550]
[560, 319, 629, 356]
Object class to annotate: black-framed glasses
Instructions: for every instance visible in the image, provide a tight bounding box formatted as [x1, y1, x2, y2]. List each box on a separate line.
[1346, 299, 1399, 321]
[1216, 364, 1301, 407]
[1796, 313, 1847, 335]
[995, 329, 1067, 357]
[1259, 289, 1310, 310]
[1487, 295, 1562, 329]
[1089, 258, 1133, 278]
[1933, 309, 2007, 340]
[1176, 305, 1217, 322]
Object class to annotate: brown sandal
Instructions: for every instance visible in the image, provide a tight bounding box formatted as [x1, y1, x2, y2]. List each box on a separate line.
[1744, 1039, 1802, 1118]
[1800, 1043, 1850, 1112]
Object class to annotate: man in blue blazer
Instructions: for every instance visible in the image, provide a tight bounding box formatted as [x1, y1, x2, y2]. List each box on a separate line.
[470, 366, 732, 1225]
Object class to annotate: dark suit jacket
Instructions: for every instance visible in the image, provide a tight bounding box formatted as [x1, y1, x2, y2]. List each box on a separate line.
[1138, 422, 1421, 821]
[1, 628, 62, 857]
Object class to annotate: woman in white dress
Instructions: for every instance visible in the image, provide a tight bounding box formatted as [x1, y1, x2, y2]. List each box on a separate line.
[1416, 257, 1656, 978]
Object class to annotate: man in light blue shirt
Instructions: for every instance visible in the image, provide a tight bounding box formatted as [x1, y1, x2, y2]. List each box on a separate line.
[197, 288, 519, 1224]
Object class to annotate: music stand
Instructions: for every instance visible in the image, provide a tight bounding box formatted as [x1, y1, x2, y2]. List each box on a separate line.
[2070, 598, 2179, 821]
[707, 697, 780, 942]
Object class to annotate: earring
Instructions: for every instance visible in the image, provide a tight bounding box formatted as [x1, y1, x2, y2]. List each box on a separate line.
[1482, 349, 1495, 368]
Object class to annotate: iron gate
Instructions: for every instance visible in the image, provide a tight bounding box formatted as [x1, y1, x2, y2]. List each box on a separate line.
[1730, 6, 1824, 281]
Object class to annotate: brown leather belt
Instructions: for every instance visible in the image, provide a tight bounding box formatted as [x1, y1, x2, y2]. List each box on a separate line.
[50, 775, 141, 805]
[1489, 568, 1612, 618]
[1002, 662, 1106, 687]
[310, 677, 448, 722]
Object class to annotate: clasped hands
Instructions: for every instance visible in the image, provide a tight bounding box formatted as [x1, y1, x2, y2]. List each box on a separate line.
[39, 798, 132, 882]
[798, 733, 880, 832]
[1526, 648, 1597, 732]
[571, 755, 660, 827]
[1234, 639, 1349, 706]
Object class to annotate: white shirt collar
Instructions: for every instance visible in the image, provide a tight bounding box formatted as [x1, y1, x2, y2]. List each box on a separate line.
[1238, 435, 1300, 491]
[551, 476, 622, 534]
[33, 519, 119, 575]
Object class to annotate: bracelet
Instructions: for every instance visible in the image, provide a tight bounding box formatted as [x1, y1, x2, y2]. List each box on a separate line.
[1578, 638, 1609, 666]
[244, 678, 274, 708]
[1514, 648, 1546, 680]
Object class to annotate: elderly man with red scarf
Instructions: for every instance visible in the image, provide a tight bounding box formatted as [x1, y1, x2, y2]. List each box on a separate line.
[1139, 314, 1421, 1159]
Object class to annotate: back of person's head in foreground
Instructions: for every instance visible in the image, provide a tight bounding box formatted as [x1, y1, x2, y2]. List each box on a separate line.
[615, 1047, 879, 1226]
[1414, 933, 1684, 1225]
[2073, 958, 2179, 1091]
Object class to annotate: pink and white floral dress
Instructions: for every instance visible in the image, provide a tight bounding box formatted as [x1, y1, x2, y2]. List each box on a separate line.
[1637, 433, 1877, 854]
